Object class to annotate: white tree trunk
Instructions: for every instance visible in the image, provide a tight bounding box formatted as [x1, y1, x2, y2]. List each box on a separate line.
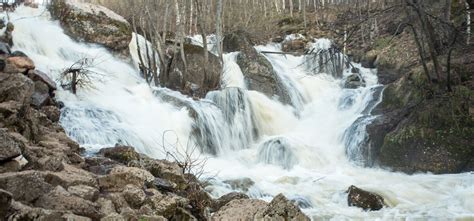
[466, 1, 471, 44]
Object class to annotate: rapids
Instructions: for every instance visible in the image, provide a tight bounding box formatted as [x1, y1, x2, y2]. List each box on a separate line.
[8, 5, 474, 220]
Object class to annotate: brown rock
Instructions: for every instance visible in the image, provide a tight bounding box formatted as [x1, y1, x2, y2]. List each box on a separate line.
[4, 56, 35, 73]
[98, 146, 140, 165]
[211, 198, 268, 221]
[68, 184, 99, 201]
[0, 189, 12, 218]
[0, 72, 34, 104]
[0, 171, 53, 203]
[98, 166, 154, 192]
[27, 69, 57, 91]
[212, 192, 249, 212]
[255, 193, 310, 221]
[34, 186, 102, 219]
[122, 184, 146, 208]
[347, 185, 385, 211]
[0, 128, 22, 161]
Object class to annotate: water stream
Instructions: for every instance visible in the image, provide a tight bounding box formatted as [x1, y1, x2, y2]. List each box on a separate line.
[9, 6, 474, 220]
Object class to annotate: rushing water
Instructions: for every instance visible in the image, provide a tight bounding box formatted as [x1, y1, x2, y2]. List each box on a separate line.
[9, 6, 474, 220]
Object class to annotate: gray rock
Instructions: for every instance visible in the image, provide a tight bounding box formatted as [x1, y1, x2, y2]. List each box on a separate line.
[34, 186, 102, 219]
[68, 184, 99, 202]
[122, 184, 146, 208]
[211, 198, 268, 220]
[48, 0, 132, 55]
[0, 42, 11, 55]
[0, 129, 22, 162]
[0, 189, 12, 218]
[213, 192, 249, 212]
[344, 74, 366, 89]
[27, 69, 57, 91]
[0, 72, 34, 105]
[347, 185, 385, 211]
[255, 193, 310, 221]
[0, 171, 53, 203]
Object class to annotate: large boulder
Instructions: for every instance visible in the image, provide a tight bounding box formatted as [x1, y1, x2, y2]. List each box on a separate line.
[0, 129, 22, 162]
[212, 192, 249, 212]
[222, 30, 254, 53]
[236, 40, 292, 105]
[211, 198, 268, 221]
[98, 166, 154, 192]
[0, 171, 53, 203]
[98, 146, 140, 165]
[48, 0, 132, 55]
[34, 186, 101, 219]
[255, 194, 310, 221]
[0, 72, 34, 105]
[3, 56, 35, 74]
[347, 185, 385, 211]
[160, 44, 222, 98]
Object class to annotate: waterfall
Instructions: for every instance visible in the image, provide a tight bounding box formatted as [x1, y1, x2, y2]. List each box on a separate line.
[9, 5, 474, 220]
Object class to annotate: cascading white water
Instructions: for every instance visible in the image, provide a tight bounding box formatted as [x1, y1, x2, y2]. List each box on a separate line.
[9, 5, 474, 220]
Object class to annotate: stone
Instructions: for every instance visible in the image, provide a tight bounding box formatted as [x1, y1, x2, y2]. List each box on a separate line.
[347, 185, 385, 211]
[211, 198, 268, 221]
[98, 166, 154, 192]
[27, 69, 57, 91]
[0, 73, 34, 104]
[85, 156, 120, 175]
[0, 155, 28, 173]
[159, 43, 222, 98]
[10, 51, 28, 57]
[98, 146, 140, 165]
[0, 42, 11, 55]
[0, 189, 13, 218]
[101, 213, 127, 221]
[97, 197, 116, 215]
[122, 184, 146, 208]
[41, 105, 61, 122]
[3, 56, 35, 73]
[344, 74, 366, 89]
[223, 178, 255, 192]
[67, 184, 99, 201]
[212, 192, 249, 212]
[236, 44, 294, 106]
[31, 81, 51, 108]
[48, 0, 132, 55]
[45, 164, 98, 188]
[0, 171, 54, 203]
[223, 30, 254, 53]
[0, 129, 22, 161]
[34, 186, 102, 219]
[255, 193, 310, 221]
[146, 177, 176, 192]
[146, 189, 189, 219]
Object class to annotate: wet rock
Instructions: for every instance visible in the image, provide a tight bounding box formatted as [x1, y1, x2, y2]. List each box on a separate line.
[236, 43, 292, 105]
[48, 0, 132, 55]
[0, 72, 34, 104]
[3, 56, 35, 73]
[347, 185, 385, 211]
[224, 177, 255, 192]
[98, 146, 140, 165]
[122, 184, 146, 208]
[0, 129, 22, 161]
[98, 166, 154, 192]
[271, 36, 285, 43]
[67, 184, 99, 202]
[160, 43, 222, 98]
[212, 192, 249, 212]
[27, 69, 57, 91]
[344, 74, 366, 89]
[361, 53, 377, 69]
[0, 42, 11, 55]
[10, 51, 28, 57]
[255, 193, 310, 221]
[0, 171, 53, 203]
[211, 198, 268, 220]
[0, 189, 12, 218]
[31, 80, 52, 108]
[34, 186, 102, 219]
[146, 177, 176, 192]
